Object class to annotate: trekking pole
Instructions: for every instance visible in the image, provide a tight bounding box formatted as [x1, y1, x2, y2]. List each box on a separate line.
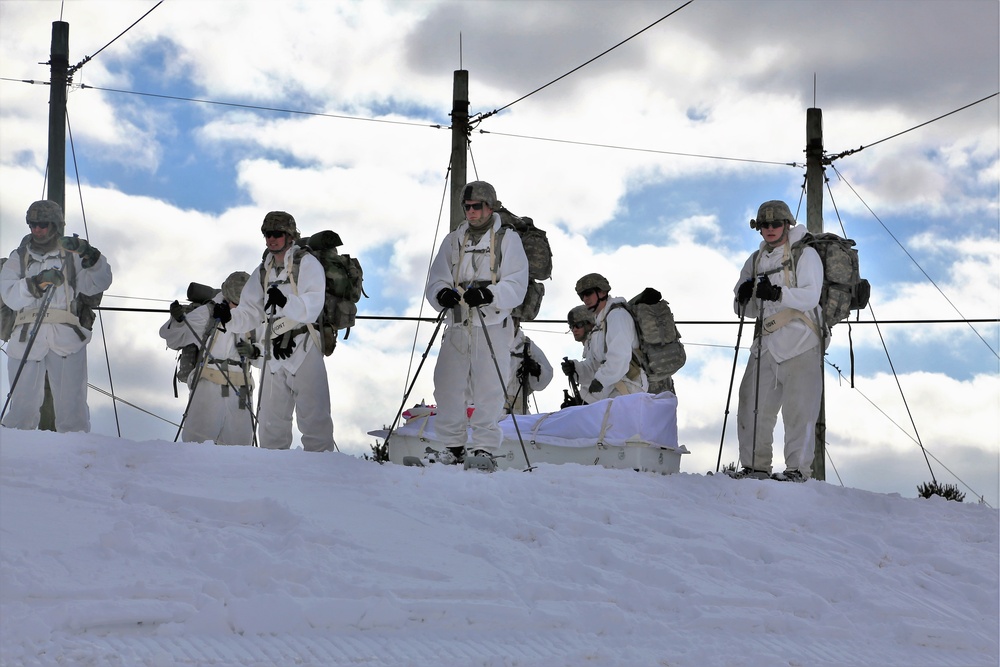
[382, 308, 447, 452]
[715, 302, 747, 473]
[174, 324, 221, 442]
[0, 284, 57, 422]
[474, 306, 533, 472]
[254, 297, 279, 429]
[750, 298, 765, 471]
[238, 347, 259, 448]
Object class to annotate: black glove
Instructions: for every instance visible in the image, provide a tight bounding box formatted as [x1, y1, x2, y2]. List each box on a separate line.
[272, 333, 296, 360]
[755, 276, 782, 302]
[588, 378, 604, 394]
[561, 358, 576, 378]
[236, 340, 259, 359]
[60, 235, 101, 268]
[436, 288, 461, 309]
[264, 285, 287, 311]
[212, 301, 231, 324]
[169, 300, 185, 323]
[521, 357, 542, 380]
[28, 268, 64, 297]
[736, 279, 754, 306]
[463, 287, 494, 307]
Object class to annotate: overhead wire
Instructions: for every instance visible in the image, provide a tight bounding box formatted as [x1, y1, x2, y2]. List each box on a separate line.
[472, 0, 695, 123]
[826, 92, 999, 163]
[830, 163, 998, 360]
[66, 1, 165, 79]
[66, 108, 122, 436]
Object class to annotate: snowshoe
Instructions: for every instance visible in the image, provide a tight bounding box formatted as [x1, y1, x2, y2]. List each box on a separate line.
[463, 449, 497, 472]
[771, 469, 806, 483]
[422, 446, 463, 466]
[403, 456, 425, 467]
[723, 467, 771, 480]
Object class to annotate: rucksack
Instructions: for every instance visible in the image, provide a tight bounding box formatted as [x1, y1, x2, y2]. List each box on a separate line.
[754, 232, 870, 334]
[611, 288, 686, 395]
[495, 207, 553, 322]
[260, 230, 366, 356]
[0, 240, 103, 343]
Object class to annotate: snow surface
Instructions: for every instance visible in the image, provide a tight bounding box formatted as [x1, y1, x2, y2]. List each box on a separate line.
[1, 429, 997, 667]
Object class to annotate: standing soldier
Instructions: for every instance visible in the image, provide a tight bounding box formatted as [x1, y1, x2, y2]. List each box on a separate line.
[212, 211, 336, 452]
[160, 271, 255, 446]
[732, 200, 824, 482]
[424, 181, 529, 465]
[0, 200, 112, 432]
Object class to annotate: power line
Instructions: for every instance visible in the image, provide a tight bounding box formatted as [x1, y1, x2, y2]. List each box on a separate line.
[826, 92, 999, 162]
[67, 1, 165, 80]
[474, 0, 695, 123]
[830, 163, 999, 360]
[477, 129, 799, 167]
[77, 84, 445, 129]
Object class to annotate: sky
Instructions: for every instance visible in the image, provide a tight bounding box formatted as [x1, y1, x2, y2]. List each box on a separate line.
[1, 430, 997, 667]
[0, 0, 997, 504]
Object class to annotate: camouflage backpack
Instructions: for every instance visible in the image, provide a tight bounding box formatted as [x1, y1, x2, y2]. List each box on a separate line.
[754, 232, 870, 334]
[610, 288, 686, 395]
[495, 207, 553, 322]
[261, 230, 366, 356]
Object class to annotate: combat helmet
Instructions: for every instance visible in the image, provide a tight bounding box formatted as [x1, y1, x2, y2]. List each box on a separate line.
[461, 181, 498, 209]
[261, 210, 300, 240]
[222, 271, 250, 305]
[567, 304, 596, 328]
[575, 273, 611, 295]
[25, 200, 65, 237]
[750, 200, 796, 230]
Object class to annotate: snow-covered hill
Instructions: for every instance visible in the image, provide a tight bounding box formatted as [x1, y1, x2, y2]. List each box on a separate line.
[1, 430, 996, 667]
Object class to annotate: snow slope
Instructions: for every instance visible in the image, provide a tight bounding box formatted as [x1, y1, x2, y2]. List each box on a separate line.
[1, 429, 997, 667]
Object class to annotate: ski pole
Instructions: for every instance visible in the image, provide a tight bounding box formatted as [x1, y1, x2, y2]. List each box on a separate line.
[174, 324, 221, 442]
[750, 297, 765, 471]
[0, 284, 57, 422]
[238, 342, 258, 448]
[474, 306, 533, 472]
[382, 308, 447, 453]
[254, 291, 280, 432]
[715, 302, 747, 473]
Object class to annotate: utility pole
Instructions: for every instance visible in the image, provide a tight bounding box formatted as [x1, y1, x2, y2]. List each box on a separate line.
[449, 70, 469, 232]
[38, 21, 71, 432]
[47, 21, 69, 212]
[805, 107, 825, 481]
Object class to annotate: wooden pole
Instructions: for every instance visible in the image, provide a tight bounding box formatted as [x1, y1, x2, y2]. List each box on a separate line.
[47, 21, 69, 211]
[39, 21, 70, 433]
[449, 70, 469, 232]
[806, 107, 826, 481]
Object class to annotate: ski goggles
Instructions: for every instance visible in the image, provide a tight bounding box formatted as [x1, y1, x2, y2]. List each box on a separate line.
[27, 221, 51, 229]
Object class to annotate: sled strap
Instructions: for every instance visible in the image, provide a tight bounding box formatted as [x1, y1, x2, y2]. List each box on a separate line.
[596, 400, 615, 448]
